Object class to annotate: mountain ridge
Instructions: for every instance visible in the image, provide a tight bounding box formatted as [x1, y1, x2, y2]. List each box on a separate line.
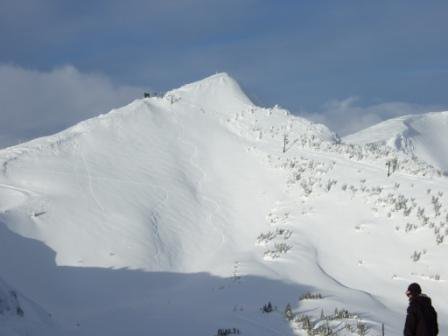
[344, 111, 448, 171]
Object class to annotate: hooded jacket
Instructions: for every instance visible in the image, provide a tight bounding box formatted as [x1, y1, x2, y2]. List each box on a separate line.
[404, 294, 438, 336]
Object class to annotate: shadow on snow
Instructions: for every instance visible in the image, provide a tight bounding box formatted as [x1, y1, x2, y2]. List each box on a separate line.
[0, 223, 314, 336]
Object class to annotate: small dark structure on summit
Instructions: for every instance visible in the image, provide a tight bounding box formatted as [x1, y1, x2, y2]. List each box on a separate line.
[144, 91, 163, 98]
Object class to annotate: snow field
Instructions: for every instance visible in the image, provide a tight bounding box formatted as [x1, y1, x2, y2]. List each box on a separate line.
[0, 73, 446, 335]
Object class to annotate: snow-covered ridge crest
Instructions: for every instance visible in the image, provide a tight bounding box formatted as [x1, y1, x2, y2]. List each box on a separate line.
[0, 72, 336, 165]
[344, 111, 448, 170]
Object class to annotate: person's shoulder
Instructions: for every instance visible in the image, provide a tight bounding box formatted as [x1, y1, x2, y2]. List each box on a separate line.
[416, 294, 433, 305]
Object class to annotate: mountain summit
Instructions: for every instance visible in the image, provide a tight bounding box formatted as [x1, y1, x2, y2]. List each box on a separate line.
[168, 72, 253, 107]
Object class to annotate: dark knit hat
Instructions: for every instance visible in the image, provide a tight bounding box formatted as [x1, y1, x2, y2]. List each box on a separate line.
[407, 283, 422, 296]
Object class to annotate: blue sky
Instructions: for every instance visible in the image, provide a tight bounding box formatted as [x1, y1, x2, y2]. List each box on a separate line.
[1, 0, 447, 146]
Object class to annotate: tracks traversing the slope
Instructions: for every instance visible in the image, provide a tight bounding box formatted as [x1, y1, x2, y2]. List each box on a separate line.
[75, 137, 170, 267]
[170, 102, 227, 256]
[79, 145, 106, 213]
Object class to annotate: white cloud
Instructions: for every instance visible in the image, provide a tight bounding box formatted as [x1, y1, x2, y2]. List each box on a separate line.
[0, 64, 143, 148]
[300, 97, 436, 137]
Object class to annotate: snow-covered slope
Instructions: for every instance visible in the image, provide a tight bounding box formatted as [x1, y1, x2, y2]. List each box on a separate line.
[0, 276, 56, 336]
[344, 111, 448, 171]
[0, 73, 447, 336]
[0, 73, 336, 273]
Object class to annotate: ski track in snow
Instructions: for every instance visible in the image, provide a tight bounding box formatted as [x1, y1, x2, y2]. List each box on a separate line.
[79, 144, 106, 213]
[77, 140, 171, 267]
[90, 131, 170, 265]
[0, 182, 37, 199]
[315, 255, 389, 311]
[171, 104, 226, 255]
[149, 186, 170, 267]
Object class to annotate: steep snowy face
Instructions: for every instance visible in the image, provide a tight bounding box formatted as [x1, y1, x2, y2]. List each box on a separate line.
[344, 111, 448, 170]
[0, 73, 336, 273]
[0, 100, 235, 272]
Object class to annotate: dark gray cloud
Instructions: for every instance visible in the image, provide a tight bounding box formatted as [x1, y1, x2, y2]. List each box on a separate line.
[0, 64, 142, 148]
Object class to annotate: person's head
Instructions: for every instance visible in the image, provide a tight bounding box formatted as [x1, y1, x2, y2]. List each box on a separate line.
[406, 283, 422, 299]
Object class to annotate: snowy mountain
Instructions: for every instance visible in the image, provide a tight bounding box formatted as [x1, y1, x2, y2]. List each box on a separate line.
[344, 111, 448, 171]
[0, 73, 447, 336]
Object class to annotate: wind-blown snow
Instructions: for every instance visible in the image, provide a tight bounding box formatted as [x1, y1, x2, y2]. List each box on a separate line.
[0, 73, 446, 336]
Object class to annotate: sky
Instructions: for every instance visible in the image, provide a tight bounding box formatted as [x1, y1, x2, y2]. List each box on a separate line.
[1, 0, 448, 147]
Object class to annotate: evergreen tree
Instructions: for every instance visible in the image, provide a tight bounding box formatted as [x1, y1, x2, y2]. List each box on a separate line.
[284, 303, 294, 321]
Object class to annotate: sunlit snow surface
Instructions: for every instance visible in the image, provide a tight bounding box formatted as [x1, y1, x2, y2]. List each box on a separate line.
[0, 73, 446, 335]
[344, 111, 448, 171]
